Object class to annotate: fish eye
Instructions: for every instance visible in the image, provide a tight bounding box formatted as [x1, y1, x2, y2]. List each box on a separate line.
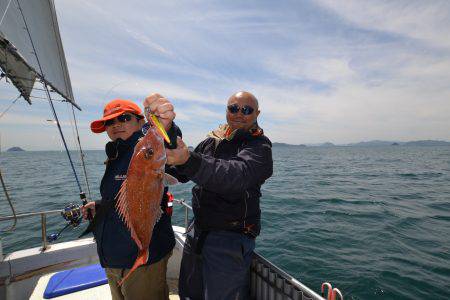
[144, 148, 154, 159]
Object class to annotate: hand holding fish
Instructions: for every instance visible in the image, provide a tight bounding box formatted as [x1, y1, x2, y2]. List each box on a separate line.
[143, 93, 175, 131]
[166, 137, 190, 165]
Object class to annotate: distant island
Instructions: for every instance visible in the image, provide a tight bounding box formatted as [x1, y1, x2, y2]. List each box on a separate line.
[6, 147, 25, 152]
[272, 140, 450, 148]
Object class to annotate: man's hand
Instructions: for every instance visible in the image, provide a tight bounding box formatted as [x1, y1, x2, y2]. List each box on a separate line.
[82, 201, 96, 220]
[143, 93, 176, 131]
[166, 137, 190, 165]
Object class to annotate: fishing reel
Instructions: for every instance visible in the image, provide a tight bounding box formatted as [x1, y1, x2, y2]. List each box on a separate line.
[61, 203, 83, 227]
[47, 203, 83, 243]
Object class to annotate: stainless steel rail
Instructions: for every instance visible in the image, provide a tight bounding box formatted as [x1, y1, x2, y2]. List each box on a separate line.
[0, 209, 62, 251]
[173, 198, 191, 231]
[251, 254, 325, 300]
[0, 199, 194, 251]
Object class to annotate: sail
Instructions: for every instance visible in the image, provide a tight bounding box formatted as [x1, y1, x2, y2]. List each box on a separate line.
[0, 0, 78, 108]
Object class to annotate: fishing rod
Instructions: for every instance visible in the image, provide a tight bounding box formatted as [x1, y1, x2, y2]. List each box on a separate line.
[16, 0, 92, 223]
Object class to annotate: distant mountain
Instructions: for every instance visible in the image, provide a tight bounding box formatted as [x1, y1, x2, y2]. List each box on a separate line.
[7, 147, 25, 152]
[403, 140, 450, 146]
[272, 142, 306, 147]
[346, 140, 399, 147]
[319, 142, 335, 147]
[272, 139, 450, 148]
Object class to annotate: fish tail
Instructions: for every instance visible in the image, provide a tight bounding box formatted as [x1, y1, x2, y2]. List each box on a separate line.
[118, 248, 149, 286]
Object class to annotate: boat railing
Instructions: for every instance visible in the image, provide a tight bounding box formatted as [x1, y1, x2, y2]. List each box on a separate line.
[0, 209, 63, 251]
[0, 199, 194, 252]
[173, 198, 192, 231]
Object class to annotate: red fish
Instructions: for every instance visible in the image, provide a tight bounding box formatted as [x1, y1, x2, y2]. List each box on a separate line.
[115, 124, 166, 285]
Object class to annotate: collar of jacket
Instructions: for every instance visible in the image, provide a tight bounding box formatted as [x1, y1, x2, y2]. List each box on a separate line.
[104, 130, 143, 162]
[207, 123, 264, 143]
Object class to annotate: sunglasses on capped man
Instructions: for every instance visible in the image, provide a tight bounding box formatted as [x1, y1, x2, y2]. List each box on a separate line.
[104, 113, 143, 127]
[227, 104, 255, 115]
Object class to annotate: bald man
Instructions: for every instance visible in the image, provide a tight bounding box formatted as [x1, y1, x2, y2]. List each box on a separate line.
[162, 91, 273, 300]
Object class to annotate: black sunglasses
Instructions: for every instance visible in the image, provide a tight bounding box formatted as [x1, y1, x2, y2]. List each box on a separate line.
[104, 114, 140, 127]
[227, 104, 255, 115]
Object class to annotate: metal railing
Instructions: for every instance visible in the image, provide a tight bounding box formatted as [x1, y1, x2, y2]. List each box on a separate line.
[0, 199, 194, 252]
[0, 209, 62, 251]
[173, 198, 192, 231]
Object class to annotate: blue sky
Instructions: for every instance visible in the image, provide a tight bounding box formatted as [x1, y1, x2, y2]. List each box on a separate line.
[1, 0, 450, 150]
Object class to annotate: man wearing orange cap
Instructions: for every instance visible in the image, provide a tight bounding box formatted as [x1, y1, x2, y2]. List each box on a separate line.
[82, 96, 181, 300]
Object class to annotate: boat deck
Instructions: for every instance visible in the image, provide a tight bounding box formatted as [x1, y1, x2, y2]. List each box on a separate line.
[30, 274, 180, 299]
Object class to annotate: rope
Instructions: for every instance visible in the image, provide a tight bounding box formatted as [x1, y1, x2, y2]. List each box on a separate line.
[0, 94, 20, 119]
[0, 168, 16, 232]
[16, 0, 83, 194]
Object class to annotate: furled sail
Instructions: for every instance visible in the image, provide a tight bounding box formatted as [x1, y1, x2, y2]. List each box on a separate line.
[0, 0, 78, 108]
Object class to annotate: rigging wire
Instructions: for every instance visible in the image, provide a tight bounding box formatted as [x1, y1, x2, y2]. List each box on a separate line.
[16, 0, 83, 194]
[0, 0, 12, 27]
[67, 102, 91, 198]
[28, 95, 66, 102]
[0, 168, 17, 232]
[0, 94, 20, 119]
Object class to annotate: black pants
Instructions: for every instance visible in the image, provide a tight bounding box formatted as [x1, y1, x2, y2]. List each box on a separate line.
[178, 227, 255, 300]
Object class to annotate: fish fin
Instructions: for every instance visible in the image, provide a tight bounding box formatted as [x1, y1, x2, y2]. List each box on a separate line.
[163, 173, 179, 186]
[115, 179, 143, 249]
[116, 180, 131, 231]
[118, 248, 149, 286]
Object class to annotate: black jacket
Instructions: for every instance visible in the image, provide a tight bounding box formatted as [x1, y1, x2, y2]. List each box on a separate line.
[92, 124, 181, 269]
[177, 127, 273, 237]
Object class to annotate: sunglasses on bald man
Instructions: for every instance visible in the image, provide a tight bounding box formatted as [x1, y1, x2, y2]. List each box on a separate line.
[227, 104, 255, 115]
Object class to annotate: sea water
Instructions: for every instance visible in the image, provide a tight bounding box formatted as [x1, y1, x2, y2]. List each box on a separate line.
[0, 146, 449, 299]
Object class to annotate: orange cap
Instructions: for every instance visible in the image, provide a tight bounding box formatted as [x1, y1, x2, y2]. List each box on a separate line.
[90, 99, 143, 133]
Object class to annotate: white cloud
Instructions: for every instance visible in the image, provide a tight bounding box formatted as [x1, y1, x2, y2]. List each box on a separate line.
[265, 57, 356, 84]
[316, 0, 450, 49]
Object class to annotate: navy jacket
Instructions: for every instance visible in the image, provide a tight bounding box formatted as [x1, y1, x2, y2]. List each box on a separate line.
[177, 128, 273, 237]
[92, 124, 181, 269]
